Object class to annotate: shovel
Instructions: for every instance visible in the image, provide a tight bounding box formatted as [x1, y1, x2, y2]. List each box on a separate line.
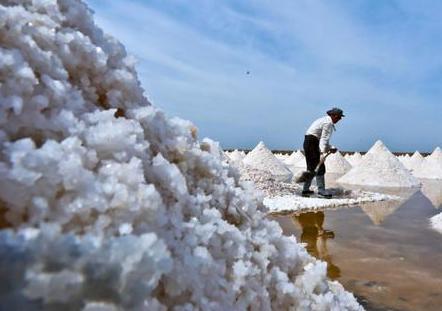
[294, 151, 332, 183]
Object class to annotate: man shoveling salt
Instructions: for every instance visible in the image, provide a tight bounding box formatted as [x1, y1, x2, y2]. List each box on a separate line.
[301, 108, 345, 198]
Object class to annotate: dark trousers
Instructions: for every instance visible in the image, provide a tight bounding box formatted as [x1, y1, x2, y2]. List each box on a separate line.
[303, 135, 326, 176]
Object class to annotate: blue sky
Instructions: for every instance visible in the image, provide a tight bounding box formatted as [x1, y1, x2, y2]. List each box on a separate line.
[86, 0, 441, 152]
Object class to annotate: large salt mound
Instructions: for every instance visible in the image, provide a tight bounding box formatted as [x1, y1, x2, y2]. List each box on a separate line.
[337, 140, 420, 188]
[325, 152, 352, 174]
[0, 1, 362, 309]
[243, 142, 293, 182]
[413, 147, 442, 179]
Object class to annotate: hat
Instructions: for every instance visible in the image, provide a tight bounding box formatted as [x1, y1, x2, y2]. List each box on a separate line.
[327, 107, 345, 117]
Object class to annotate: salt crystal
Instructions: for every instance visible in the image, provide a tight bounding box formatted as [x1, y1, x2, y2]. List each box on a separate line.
[0, 1, 363, 309]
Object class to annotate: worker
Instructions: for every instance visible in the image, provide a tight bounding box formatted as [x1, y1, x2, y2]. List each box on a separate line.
[302, 108, 344, 198]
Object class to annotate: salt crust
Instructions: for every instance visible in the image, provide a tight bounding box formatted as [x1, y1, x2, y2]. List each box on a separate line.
[324, 152, 352, 174]
[337, 141, 420, 188]
[0, 1, 362, 310]
[242, 142, 293, 182]
[239, 166, 397, 214]
[430, 212, 442, 234]
[413, 147, 442, 179]
[264, 192, 397, 214]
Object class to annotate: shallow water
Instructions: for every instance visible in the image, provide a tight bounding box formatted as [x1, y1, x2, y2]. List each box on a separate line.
[271, 189, 442, 311]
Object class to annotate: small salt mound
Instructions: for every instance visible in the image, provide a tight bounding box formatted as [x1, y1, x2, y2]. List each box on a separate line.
[397, 154, 411, 167]
[325, 152, 352, 174]
[274, 153, 289, 161]
[345, 152, 363, 167]
[413, 147, 442, 179]
[403, 151, 424, 172]
[284, 150, 304, 166]
[337, 140, 420, 188]
[430, 212, 442, 234]
[227, 149, 245, 163]
[243, 142, 292, 182]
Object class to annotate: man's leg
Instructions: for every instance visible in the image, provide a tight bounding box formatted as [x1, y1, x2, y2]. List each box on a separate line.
[316, 164, 332, 198]
[302, 136, 320, 196]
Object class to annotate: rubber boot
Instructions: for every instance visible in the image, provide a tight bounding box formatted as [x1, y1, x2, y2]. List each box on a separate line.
[316, 175, 332, 198]
[302, 177, 314, 197]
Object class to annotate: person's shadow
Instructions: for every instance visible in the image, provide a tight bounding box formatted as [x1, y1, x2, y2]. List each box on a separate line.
[294, 211, 341, 279]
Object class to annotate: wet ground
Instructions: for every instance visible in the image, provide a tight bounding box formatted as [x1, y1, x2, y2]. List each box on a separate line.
[270, 185, 442, 311]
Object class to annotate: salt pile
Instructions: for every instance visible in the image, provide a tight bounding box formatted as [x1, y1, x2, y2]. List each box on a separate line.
[397, 154, 411, 167]
[430, 212, 442, 234]
[413, 147, 442, 179]
[345, 152, 363, 167]
[403, 151, 424, 172]
[274, 152, 289, 161]
[325, 152, 352, 174]
[226, 149, 245, 163]
[0, 1, 363, 309]
[284, 150, 305, 166]
[337, 140, 420, 188]
[243, 142, 293, 182]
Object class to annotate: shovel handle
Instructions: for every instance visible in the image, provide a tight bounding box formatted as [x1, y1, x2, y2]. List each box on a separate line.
[315, 151, 332, 173]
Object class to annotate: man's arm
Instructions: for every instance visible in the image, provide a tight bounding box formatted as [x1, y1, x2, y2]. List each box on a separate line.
[319, 122, 334, 153]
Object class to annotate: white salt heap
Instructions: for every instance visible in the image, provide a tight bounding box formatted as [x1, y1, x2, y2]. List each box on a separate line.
[274, 152, 289, 161]
[325, 152, 352, 174]
[413, 147, 442, 179]
[403, 151, 424, 173]
[345, 152, 363, 167]
[284, 150, 305, 166]
[0, 1, 362, 310]
[337, 140, 420, 188]
[226, 149, 245, 164]
[242, 141, 293, 182]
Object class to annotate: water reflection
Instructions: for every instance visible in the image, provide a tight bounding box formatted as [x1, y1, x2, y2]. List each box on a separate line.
[359, 199, 403, 225]
[420, 179, 442, 209]
[294, 212, 341, 279]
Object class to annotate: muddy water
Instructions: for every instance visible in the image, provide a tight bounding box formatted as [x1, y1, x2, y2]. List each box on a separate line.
[271, 189, 442, 311]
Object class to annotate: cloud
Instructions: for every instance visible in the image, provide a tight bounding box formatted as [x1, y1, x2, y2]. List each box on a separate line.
[86, 0, 442, 152]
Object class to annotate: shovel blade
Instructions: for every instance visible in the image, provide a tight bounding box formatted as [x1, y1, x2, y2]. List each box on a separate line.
[294, 170, 315, 183]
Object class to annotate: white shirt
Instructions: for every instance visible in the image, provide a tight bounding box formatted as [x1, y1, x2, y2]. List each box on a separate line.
[305, 116, 336, 152]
